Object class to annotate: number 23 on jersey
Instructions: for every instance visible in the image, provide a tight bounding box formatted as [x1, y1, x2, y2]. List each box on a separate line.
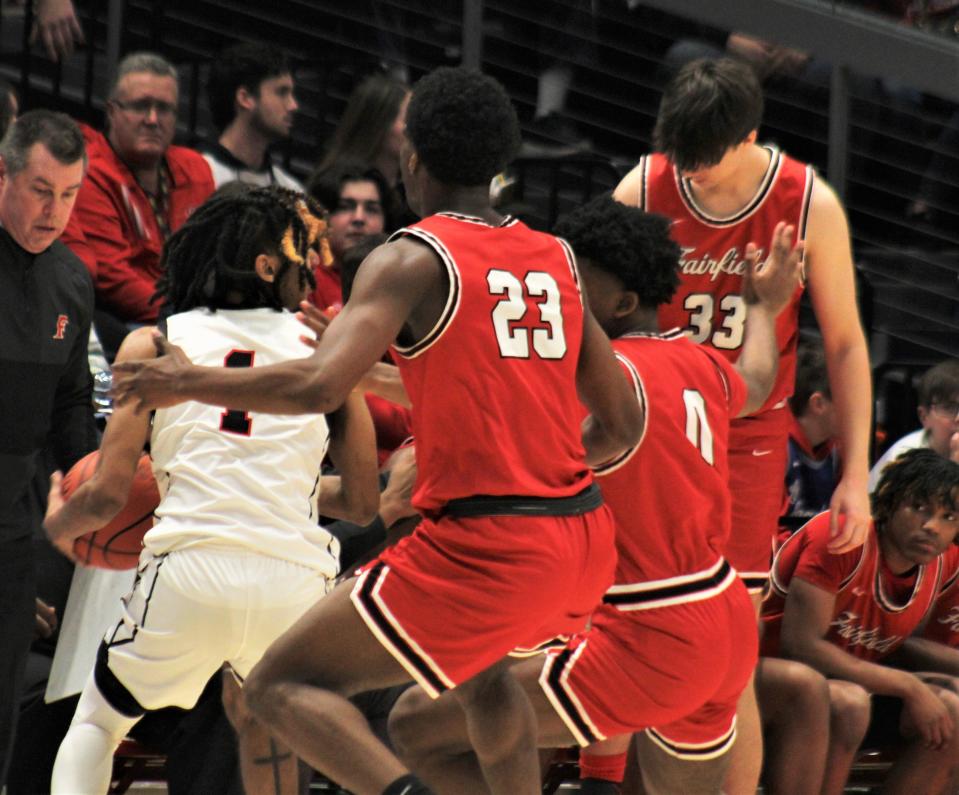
[487, 268, 567, 359]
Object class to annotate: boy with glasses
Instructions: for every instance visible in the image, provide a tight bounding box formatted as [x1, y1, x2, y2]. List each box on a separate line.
[869, 359, 959, 493]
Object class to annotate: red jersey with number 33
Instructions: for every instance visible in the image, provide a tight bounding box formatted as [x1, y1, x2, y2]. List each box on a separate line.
[595, 331, 747, 584]
[640, 147, 813, 412]
[390, 212, 591, 514]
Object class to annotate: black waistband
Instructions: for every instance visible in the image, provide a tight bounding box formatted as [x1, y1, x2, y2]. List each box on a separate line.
[442, 483, 602, 519]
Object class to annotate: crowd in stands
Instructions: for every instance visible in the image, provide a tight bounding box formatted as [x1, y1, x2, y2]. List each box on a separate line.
[1, 10, 959, 795]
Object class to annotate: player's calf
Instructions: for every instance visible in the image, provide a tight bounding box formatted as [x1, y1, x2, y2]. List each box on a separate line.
[389, 686, 473, 774]
[391, 664, 541, 795]
[634, 730, 731, 795]
[51, 678, 142, 795]
[222, 667, 304, 795]
[756, 657, 830, 795]
[821, 680, 870, 795]
[452, 661, 540, 794]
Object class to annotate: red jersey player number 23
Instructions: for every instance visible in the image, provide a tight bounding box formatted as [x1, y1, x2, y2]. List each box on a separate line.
[487, 268, 568, 360]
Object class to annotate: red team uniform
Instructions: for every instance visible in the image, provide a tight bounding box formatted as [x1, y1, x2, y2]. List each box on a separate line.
[922, 546, 959, 647]
[350, 212, 617, 697]
[762, 513, 945, 662]
[540, 331, 757, 758]
[638, 147, 815, 590]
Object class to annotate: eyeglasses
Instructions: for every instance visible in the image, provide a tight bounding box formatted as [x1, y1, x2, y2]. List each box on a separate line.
[930, 401, 959, 418]
[112, 98, 177, 119]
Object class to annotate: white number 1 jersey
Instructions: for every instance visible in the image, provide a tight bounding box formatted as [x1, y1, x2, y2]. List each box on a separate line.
[147, 308, 337, 578]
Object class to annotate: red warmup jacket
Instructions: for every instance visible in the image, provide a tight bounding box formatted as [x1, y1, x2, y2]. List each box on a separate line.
[62, 125, 214, 323]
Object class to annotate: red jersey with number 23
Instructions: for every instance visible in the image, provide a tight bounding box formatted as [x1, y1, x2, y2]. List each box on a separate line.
[641, 147, 813, 413]
[390, 212, 591, 514]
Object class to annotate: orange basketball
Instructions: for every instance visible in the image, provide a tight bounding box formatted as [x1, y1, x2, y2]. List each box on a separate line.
[61, 451, 160, 570]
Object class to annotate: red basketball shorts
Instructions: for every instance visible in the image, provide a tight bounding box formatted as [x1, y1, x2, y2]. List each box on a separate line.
[539, 562, 757, 757]
[726, 408, 790, 594]
[350, 504, 617, 698]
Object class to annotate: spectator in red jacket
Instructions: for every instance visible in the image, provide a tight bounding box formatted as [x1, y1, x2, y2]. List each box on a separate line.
[61, 52, 214, 326]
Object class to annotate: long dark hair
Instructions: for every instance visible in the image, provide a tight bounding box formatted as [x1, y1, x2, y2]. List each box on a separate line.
[316, 74, 408, 173]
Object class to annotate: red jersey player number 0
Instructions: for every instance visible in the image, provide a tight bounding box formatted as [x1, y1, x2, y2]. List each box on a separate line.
[487, 269, 567, 359]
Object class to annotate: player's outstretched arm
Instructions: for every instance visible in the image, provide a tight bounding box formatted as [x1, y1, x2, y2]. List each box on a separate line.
[735, 221, 804, 416]
[320, 391, 380, 525]
[45, 327, 155, 558]
[805, 179, 872, 553]
[781, 578, 952, 749]
[112, 240, 435, 416]
[577, 307, 645, 466]
[295, 301, 412, 408]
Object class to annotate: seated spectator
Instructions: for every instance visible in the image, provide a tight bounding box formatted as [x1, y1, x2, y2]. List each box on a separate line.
[782, 339, 841, 531]
[61, 52, 215, 327]
[315, 73, 409, 189]
[868, 358, 959, 491]
[307, 160, 391, 312]
[762, 449, 959, 795]
[202, 42, 303, 191]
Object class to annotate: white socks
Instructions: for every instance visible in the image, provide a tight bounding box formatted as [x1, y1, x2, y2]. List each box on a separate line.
[51, 677, 141, 794]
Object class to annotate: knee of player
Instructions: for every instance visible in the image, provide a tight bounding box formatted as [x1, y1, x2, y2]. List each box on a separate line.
[387, 686, 436, 761]
[242, 661, 285, 723]
[221, 669, 255, 734]
[938, 689, 959, 744]
[768, 658, 830, 722]
[827, 680, 871, 748]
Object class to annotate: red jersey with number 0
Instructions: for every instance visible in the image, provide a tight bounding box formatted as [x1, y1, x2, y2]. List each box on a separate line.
[390, 212, 591, 514]
[595, 331, 747, 584]
[640, 147, 813, 413]
[761, 513, 944, 662]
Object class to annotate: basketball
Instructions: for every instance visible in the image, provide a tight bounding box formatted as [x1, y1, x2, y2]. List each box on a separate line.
[61, 451, 160, 570]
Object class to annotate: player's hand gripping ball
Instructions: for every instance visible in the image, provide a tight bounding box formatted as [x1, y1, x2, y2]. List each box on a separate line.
[61, 451, 159, 569]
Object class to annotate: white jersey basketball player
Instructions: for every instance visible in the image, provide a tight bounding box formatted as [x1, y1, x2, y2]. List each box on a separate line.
[46, 187, 379, 795]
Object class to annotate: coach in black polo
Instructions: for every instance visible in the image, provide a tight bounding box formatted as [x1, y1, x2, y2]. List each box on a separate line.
[0, 110, 96, 788]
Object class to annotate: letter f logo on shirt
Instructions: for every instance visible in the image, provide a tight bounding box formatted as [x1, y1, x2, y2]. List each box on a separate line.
[52, 314, 69, 340]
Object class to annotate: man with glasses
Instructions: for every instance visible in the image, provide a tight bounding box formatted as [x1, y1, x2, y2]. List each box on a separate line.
[62, 52, 214, 329]
[869, 359, 959, 493]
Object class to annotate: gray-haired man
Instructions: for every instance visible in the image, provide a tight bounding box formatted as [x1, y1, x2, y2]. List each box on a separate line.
[61, 51, 214, 328]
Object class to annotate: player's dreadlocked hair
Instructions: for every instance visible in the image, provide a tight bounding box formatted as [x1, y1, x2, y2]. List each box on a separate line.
[156, 185, 330, 313]
[872, 448, 959, 529]
[553, 194, 681, 308]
